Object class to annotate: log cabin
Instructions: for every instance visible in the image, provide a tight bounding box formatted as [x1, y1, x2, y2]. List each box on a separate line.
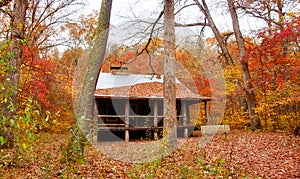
[94, 70, 211, 142]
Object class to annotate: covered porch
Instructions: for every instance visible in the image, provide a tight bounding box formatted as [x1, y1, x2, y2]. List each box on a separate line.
[95, 96, 211, 142]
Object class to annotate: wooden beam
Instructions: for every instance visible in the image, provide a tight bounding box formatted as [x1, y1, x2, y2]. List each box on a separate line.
[182, 101, 187, 125]
[97, 126, 192, 131]
[125, 100, 129, 142]
[182, 101, 188, 138]
[154, 101, 158, 140]
[204, 101, 208, 124]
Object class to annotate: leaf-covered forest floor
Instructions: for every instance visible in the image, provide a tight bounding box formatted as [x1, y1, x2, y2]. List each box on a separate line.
[1, 130, 299, 178]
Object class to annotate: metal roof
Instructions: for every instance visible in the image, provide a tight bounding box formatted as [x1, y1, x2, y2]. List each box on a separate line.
[96, 73, 181, 89]
[95, 73, 211, 101]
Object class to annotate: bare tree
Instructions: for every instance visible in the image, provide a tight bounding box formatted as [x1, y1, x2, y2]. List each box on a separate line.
[228, 0, 261, 131]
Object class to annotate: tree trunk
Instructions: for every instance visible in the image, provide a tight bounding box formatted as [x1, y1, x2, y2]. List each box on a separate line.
[78, 0, 112, 120]
[194, 0, 234, 66]
[1, 0, 28, 149]
[67, 0, 112, 159]
[163, 0, 177, 152]
[76, 0, 112, 134]
[228, 0, 261, 131]
[4, 0, 28, 113]
[81, 0, 112, 120]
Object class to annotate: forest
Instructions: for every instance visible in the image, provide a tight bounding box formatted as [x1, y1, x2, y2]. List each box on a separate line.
[0, 0, 299, 178]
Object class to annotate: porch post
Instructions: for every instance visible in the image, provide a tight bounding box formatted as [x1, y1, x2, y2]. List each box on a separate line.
[182, 101, 188, 138]
[94, 101, 99, 142]
[125, 100, 129, 142]
[154, 100, 158, 140]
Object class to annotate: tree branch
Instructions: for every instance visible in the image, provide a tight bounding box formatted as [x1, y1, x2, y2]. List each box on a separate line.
[174, 3, 197, 16]
[125, 10, 164, 76]
[175, 22, 208, 27]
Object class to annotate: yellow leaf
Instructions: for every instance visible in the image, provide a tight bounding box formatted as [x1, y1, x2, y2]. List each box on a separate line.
[18, 23, 23, 29]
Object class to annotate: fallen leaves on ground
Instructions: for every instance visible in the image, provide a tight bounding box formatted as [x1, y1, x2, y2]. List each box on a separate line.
[0, 130, 299, 178]
[199, 130, 300, 178]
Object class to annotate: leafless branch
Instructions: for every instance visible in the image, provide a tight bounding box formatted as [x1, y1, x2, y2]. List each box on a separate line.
[125, 10, 164, 76]
[174, 3, 197, 16]
[175, 22, 207, 27]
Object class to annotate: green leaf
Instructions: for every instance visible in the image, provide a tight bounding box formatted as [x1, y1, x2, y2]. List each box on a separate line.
[20, 143, 27, 151]
[20, 39, 28, 44]
[27, 98, 33, 103]
[2, 116, 7, 123]
[0, 136, 5, 146]
[9, 119, 15, 127]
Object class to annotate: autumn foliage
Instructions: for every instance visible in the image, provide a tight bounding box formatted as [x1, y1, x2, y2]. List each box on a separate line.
[0, 43, 76, 136]
[101, 15, 300, 131]
[222, 16, 300, 131]
[21, 46, 55, 110]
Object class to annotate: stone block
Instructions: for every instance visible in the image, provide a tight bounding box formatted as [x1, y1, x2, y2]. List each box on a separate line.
[201, 125, 230, 135]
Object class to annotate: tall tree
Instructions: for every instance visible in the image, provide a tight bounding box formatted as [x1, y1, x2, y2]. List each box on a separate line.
[75, 0, 112, 132]
[63, 0, 112, 159]
[0, 0, 28, 149]
[227, 0, 261, 130]
[163, 0, 177, 152]
[236, 0, 295, 68]
[4, 0, 28, 115]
